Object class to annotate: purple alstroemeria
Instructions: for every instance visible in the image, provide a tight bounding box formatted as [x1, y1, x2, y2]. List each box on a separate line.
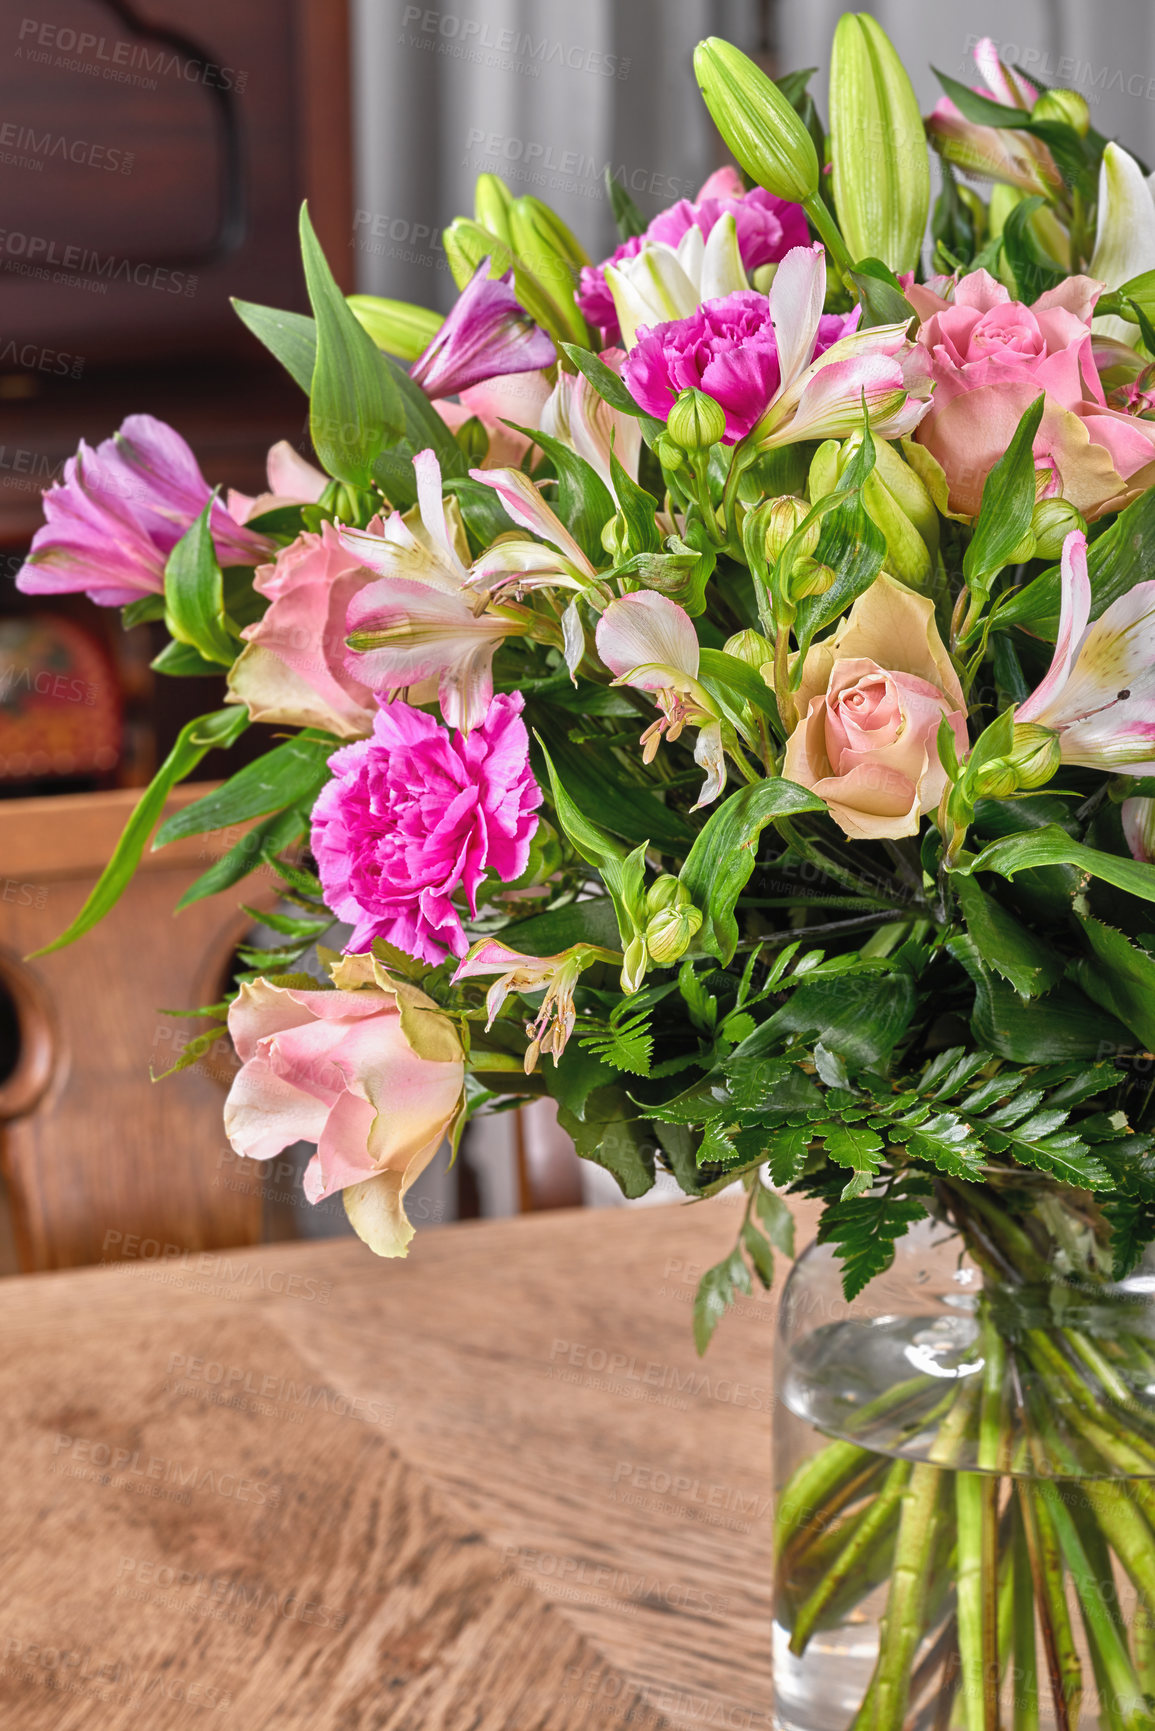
[16, 414, 271, 606]
[409, 259, 556, 400]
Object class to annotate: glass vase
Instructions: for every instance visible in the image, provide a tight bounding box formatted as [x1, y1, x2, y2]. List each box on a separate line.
[773, 1177, 1155, 1731]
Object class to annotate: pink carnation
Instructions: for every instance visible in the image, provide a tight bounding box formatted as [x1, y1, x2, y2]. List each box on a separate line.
[311, 693, 542, 964]
[623, 290, 860, 444]
[578, 171, 809, 344]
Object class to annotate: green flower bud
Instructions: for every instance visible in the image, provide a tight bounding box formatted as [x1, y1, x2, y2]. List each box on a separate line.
[645, 901, 704, 967]
[764, 495, 819, 563]
[510, 194, 590, 270]
[1007, 527, 1038, 565]
[473, 174, 515, 247]
[622, 934, 648, 994]
[969, 757, 1019, 800]
[1031, 497, 1087, 560]
[790, 557, 837, 599]
[1032, 88, 1090, 137]
[807, 441, 842, 504]
[862, 470, 933, 589]
[828, 14, 930, 274]
[667, 387, 727, 453]
[653, 432, 686, 473]
[600, 512, 629, 559]
[644, 874, 684, 918]
[868, 437, 940, 555]
[346, 295, 444, 364]
[693, 38, 820, 204]
[1009, 723, 1062, 790]
[723, 628, 775, 672]
[454, 415, 490, 467]
[751, 262, 779, 294]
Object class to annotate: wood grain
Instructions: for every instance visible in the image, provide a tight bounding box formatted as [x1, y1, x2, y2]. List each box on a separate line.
[0, 1195, 823, 1728]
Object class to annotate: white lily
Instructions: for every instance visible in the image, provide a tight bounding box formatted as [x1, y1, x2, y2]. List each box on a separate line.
[1090, 143, 1155, 347]
[605, 213, 749, 349]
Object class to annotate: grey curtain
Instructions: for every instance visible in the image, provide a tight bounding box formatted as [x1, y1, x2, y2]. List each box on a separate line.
[350, 0, 766, 306]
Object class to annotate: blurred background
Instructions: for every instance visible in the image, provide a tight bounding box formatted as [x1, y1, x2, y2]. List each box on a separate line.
[1, 0, 1153, 1272]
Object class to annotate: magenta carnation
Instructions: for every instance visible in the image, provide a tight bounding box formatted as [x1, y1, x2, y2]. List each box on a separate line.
[577, 183, 810, 344]
[623, 290, 861, 444]
[311, 693, 542, 965]
[16, 414, 271, 606]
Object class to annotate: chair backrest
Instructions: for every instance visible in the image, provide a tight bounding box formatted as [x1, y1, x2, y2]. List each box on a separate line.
[0, 786, 263, 1270]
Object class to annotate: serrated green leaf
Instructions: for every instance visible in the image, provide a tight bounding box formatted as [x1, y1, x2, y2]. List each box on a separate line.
[755, 1182, 797, 1257]
[1075, 917, 1155, 1052]
[693, 1249, 751, 1355]
[817, 1189, 930, 1301]
[766, 1124, 810, 1186]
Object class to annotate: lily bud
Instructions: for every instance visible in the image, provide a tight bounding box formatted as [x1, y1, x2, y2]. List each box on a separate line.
[1007, 527, 1038, 564]
[1008, 723, 1062, 789]
[346, 295, 444, 364]
[862, 470, 933, 588]
[668, 387, 728, 453]
[645, 900, 704, 966]
[723, 628, 775, 671]
[764, 495, 819, 562]
[869, 438, 940, 555]
[508, 197, 590, 345]
[828, 13, 930, 274]
[442, 217, 570, 344]
[693, 38, 819, 204]
[511, 195, 590, 270]
[644, 874, 685, 918]
[474, 174, 516, 247]
[1031, 497, 1087, 560]
[1032, 88, 1090, 137]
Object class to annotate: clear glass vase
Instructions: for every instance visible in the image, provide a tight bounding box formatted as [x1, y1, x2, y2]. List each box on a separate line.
[773, 1181, 1155, 1731]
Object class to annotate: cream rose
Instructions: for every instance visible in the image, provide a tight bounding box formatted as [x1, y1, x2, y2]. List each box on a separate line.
[782, 574, 968, 840]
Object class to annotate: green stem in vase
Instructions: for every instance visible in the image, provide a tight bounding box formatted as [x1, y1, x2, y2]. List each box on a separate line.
[957, 1470, 1001, 1731]
[1011, 1496, 1039, 1731]
[873, 1460, 945, 1731]
[1134, 1600, 1155, 1703]
[774, 1439, 885, 1563]
[1017, 1483, 1081, 1731]
[789, 1455, 912, 1656]
[1082, 1482, 1155, 1628]
[1036, 1482, 1152, 1731]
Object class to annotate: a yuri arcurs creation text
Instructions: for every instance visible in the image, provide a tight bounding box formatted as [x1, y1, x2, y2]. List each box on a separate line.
[18, 18, 1155, 1731]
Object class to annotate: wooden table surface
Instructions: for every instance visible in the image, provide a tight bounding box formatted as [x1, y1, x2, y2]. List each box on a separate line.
[0, 1193, 819, 1730]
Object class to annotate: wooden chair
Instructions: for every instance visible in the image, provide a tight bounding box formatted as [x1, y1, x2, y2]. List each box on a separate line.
[0, 785, 264, 1271]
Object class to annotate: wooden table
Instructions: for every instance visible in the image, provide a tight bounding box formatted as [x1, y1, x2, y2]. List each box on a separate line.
[0, 1193, 819, 1729]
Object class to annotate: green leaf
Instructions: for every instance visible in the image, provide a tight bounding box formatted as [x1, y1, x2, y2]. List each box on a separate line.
[150, 639, 228, 678]
[30, 708, 250, 957]
[742, 1218, 776, 1287]
[577, 1020, 653, 1077]
[557, 1086, 655, 1198]
[605, 167, 647, 240]
[697, 648, 780, 723]
[1075, 917, 1155, 1051]
[535, 738, 646, 954]
[174, 805, 311, 912]
[299, 202, 403, 485]
[537, 730, 694, 851]
[371, 352, 467, 504]
[792, 474, 887, 664]
[955, 826, 1155, 905]
[954, 874, 1064, 998]
[609, 446, 661, 554]
[155, 736, 335, 846]
[848, 258, 916, 328]
[1104, 1194, 1155, 1279]
[962, 394, 1044, 589]
[230, 298, 317, 393]
[897, 1111, 985, 1179]
[817, 1188, 930, 1301]
[734, 971, 917, 1071]
[765, 1124, 810, 1186]
[996, 487, 1155, 637]
[504, 421, 615, 566]
[692, 1249, 751, 1355]
[151, 1020, 232, 1082]
[163, 501, 238, 666]
[498, 897, 622, 958]
[817, 1120, 884, 1198]
[948, 934, 1133, 1062]
[756, 1182, 796, 1256]
[678, 779, 826, 963]
[122, 594, 167, 629]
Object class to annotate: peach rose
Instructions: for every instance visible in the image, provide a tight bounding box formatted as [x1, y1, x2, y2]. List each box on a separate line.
[224, 954, 464, 1257]
[782, 575, 968, 840]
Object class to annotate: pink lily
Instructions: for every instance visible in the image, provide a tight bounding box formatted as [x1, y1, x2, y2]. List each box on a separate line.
[409, 259, 556, 399]
[926, 37, 1061, 198]
[748, 246, 932, 449]
[452, 939, 619, 1071]
[595, 589, 729, 808]
[1017, 529, 1155, 772]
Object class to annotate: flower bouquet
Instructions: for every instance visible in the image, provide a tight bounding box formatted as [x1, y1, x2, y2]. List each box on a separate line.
[17, 15, 1155, 1731]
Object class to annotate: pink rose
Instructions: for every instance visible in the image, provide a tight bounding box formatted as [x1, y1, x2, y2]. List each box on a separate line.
[227, 520, 380, 738]
[783, 575, 968, 840]
[224, 956, 464, 1258]
[910, 269, 1155, 520]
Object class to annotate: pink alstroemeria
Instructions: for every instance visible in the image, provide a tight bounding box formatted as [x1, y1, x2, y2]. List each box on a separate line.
[434, 369, 553, 469]
[409, 259, 556, 399]
[341, 451, 596, 729]
[1123, 798, 1155, 863]
[452, 939, 619, 1071]
[16, 413, 271, 606]
[595, 589, 729, 808]
[926, 38, 1061, 197]
[1017, 529, 1155, 772]
[539, 350, 641, 498]
[748, 247, 932, 448]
